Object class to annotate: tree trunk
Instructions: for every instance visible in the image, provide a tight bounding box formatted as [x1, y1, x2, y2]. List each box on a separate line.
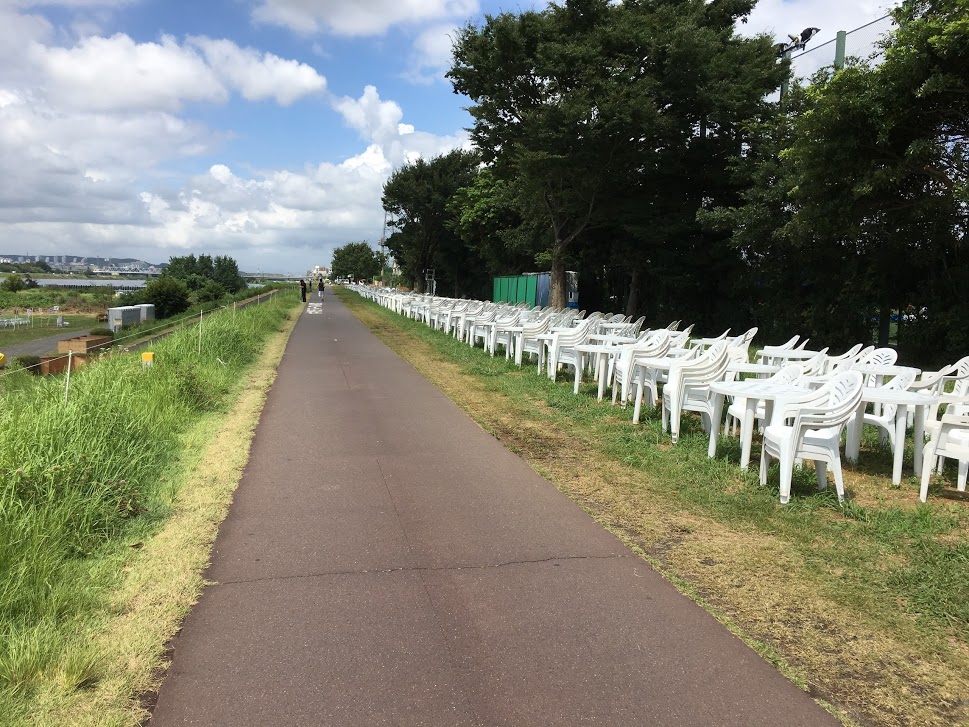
[415, 275, 425, 294]
[878, 304, 891, 346]
[625, 268, 641, 317]
[550, 249, 567, 309]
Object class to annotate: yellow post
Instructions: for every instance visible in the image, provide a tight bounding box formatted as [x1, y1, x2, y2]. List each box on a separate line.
[142, 351, 155, 367]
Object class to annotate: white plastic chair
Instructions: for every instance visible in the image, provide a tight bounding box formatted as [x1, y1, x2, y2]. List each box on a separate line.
[661, 342, 730, 443]
[545, 318, 599, 379]
[919, 409, 969, 501]
[860, 369, 917, 455]
[610, 331, 671, 406]
[823, 344, 867, 374]
[725, 364, 804, 436]
[759, 371, 865, 504]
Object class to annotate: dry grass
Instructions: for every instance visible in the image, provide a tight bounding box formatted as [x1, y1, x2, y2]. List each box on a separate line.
[343, 293, 969, 727]
[20, 309, 298, 727]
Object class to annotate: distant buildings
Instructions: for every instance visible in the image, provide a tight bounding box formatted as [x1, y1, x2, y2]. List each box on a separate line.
[0, 253, 162, 275]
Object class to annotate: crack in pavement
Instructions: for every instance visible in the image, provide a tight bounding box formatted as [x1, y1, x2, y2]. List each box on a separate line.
[208, 552, 631, 588]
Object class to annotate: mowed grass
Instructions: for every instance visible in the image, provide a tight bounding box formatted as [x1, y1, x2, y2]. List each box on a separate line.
[0, 292, 301, 726]
[337, 287, 969, 727]
[0, 315, 99, 348]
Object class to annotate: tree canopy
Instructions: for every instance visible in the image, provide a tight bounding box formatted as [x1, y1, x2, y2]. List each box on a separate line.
[374, 0, 965, 364]
[331, 242, 383, 282]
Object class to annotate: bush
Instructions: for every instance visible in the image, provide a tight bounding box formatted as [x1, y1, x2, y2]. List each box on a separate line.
[194, 280, 226, 304]
[144, 277, 190, 319]
[12, 355, 41, 374]
[88, 328, 113, 338]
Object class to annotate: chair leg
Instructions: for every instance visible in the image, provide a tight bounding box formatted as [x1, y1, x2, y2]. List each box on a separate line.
[815, 461, 828, 491]
[958, 460, 967, 492]
[779, 449, 793, 504]
[759, 448, 769, 486]
[831, 453, 845, 503]
[921, 440, 938, 502]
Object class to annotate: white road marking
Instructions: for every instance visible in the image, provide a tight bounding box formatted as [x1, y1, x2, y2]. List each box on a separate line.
[307, 303, 323, 315]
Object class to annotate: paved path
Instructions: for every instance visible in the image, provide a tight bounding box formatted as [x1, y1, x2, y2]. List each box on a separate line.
[150, 297, 836, 726]
[0, 327, 92, 359]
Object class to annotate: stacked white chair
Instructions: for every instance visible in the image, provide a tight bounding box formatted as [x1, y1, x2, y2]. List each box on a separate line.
[661, 342, 731, 444]
[759, 371, 865, 504]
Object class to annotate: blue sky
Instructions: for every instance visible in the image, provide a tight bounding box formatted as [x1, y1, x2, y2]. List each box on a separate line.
[0, 0, 893, 275]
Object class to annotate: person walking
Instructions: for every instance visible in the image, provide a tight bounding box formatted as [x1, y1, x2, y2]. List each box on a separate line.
[299, 279, 307, 302]
[317, 278, 324, 300]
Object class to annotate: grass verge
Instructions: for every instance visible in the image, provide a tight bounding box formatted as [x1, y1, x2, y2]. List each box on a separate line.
[0, 293, 301, 726]
[336, 287, 969, 727]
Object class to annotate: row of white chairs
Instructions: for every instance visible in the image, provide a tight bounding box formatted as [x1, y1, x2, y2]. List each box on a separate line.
[352, 286, 969, 504]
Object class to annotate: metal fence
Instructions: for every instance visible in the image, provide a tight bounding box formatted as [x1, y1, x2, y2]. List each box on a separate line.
[789, 14, 894, 81]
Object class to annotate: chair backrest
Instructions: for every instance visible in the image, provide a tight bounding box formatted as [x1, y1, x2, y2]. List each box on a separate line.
[774, 335, 800, 350]
[868, 369, 916, 421]
[770, 364, 804, 385]
[948, 355, 969, 398]
[795, 338, 810, 349]
[731, 327, 758, 351]
[859, 347, 898, 367]
[801, 349, 830, 375]
[796, 371, 864, 432]
[620, 330, 670, 361]
[555, 317, 598, 346]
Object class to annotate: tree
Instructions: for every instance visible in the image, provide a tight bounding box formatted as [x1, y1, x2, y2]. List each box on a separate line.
[0, 274, 38, 292]
[213, 255, 246, 293]
[144, 277, 191, 318]
[382, 149, 481, 295]
[196, 280, 227, 303]
[450, 0, 661, 307]
[331, 242, 382, 282]
[449, 0, 782, 311]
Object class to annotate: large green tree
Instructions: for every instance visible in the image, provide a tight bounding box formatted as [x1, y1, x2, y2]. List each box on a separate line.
[382, 149, 481, 295]
[448, 0, 783, 312]
[449, 0, 661, 308]
[707, 0, 968, 360]
[331, 242, 382, 282]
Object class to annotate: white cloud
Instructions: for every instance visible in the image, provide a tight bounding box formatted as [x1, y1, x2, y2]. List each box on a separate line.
[36, 34, 227, 112]
[188, 37, 327, 105]
[333, 84, 470, 166]
[0, 4, 473, 271]
[403, 23, 457, 84]
[252, 0, 478, 36]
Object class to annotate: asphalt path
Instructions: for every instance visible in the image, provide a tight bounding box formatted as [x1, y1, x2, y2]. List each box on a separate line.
[149, 294, 837, 726]
[0, 327, 93, 359]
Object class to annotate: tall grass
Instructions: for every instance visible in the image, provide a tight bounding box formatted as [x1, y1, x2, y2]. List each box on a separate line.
[0, 292, 298, 708]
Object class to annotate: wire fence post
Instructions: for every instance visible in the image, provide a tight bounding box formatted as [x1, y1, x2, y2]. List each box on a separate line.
[198, 309, 203, 356]
[64, 350, 72, 404]
[834, 30, 847, 69]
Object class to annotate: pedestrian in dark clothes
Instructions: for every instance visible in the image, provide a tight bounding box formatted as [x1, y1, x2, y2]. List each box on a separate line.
[299, 279, 307, 302]
[318, 278, 324, 300]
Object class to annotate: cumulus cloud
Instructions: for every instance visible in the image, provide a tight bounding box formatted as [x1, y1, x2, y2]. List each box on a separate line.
[188, 37, 327, 104]
[36, 34, 227, 112]
[252, 0, 478, 36]
[403, 23, 458, 84]
[333, 84, 470, 166]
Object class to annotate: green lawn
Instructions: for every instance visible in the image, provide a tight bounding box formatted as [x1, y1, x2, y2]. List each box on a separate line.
[0, 315, 98, 348]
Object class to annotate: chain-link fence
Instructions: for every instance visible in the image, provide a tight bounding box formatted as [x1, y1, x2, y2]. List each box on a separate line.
[789, 14, 894, 81]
